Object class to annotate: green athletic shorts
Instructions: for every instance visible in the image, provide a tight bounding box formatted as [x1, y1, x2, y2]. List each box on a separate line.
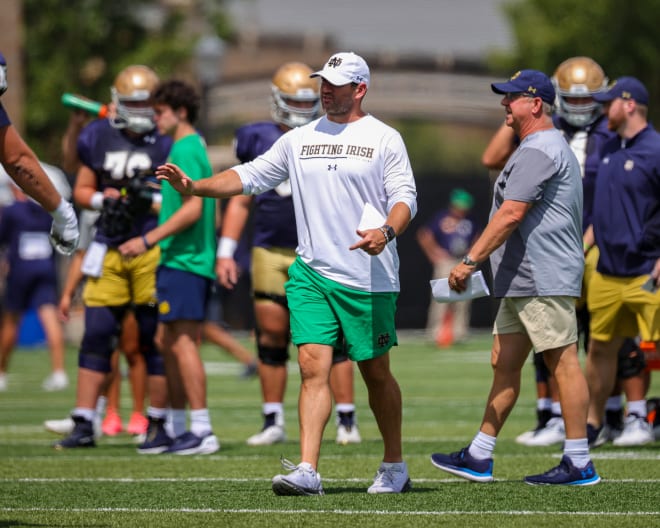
[285, 257, 398, 362]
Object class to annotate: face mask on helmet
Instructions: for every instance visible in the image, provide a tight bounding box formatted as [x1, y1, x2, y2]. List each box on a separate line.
[552, 57, 608, 128]
[271, 62, 321, 128]
[110, 65, 159, 134]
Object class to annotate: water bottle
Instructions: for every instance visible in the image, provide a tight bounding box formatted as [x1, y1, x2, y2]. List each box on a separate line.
[61, 93, 108, 118]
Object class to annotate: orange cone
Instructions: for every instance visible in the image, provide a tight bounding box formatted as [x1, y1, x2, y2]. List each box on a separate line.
[436, 310, 454, 347]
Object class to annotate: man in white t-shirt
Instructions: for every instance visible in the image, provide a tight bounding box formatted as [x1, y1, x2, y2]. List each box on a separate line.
[156, 51, 417, 496]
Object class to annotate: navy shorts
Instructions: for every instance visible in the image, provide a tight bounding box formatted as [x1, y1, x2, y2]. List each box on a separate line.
[5, 272, 57, 312]
[156, 266, 211, 322]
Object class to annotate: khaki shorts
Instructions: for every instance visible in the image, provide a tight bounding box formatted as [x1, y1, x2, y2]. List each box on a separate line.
[587, 271, 660, 342]
[251, 246, 295, 298]
[493, 296, 578, 352]
[83, 246, 159, 307]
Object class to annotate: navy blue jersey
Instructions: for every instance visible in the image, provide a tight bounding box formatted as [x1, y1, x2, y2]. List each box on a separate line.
[77, 119, 172, 246]
[593, 125, 660, 276]
[234, 121, 297, 249]
[0, 102, 9, 127]
[425, 209, 478, 258]
[555, 114, 615, 230]
[0, 199, 56, 282]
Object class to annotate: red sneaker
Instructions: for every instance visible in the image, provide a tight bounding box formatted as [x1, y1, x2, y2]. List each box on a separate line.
[102, 410, 123, 436]
[127, 412, 148, 436]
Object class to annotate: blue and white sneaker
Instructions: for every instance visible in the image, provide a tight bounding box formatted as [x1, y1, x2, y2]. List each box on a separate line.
[524, 455, 600, 486]
[53, 415, 96, 450]
[165, 431, 220, 455]
[137, 417, 172, 454]
[430, 447, 494, 482]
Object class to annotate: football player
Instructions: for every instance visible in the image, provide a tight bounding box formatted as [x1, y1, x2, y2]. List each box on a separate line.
[0, 51, 79, 255]
[54, 65, 172, 451]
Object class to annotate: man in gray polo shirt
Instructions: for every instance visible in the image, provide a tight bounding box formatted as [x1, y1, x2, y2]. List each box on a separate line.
[430, 69, 600, 486]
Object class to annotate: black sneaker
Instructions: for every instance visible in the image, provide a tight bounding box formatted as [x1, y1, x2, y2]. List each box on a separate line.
[53, 415, 96, 449]
[524, 455, 600, 486]
[430, 447, 494, 482]
[587, 423, 608, 448]
[137, 417, 172, 454]
[605, 408, 624, 441]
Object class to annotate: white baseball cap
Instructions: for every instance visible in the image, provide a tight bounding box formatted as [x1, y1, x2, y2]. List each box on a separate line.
[310, 52, 370, 88]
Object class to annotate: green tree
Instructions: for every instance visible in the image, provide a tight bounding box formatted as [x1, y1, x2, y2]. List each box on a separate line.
[23, 0, 232, 164]
[491, 0, 660, 121]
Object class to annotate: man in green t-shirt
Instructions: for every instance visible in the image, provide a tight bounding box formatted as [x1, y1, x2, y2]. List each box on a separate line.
[119, 80, 219, 454]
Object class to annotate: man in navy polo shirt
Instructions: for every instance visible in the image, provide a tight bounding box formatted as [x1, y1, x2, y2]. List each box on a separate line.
[585, 76, 660, 445]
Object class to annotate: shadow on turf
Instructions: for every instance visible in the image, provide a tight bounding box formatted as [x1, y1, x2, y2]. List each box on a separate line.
[0, 522, 80, 527]
[323, 485, 433, 495]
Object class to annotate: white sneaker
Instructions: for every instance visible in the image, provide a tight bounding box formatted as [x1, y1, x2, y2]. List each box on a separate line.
[0, 373, 7, 391]
[336, 424, 362, 445]
[522, 417, 565, 446]
[272, 459, 324, 496]
[42, 371, 69, 391]
[44, 417, 74, 435]
[515, 409, 553, 445]
[515, 430, 536, 445]
[612, 414, 654, 446]
[246, 424, 286, 446]
[44, 415, 102, 439]
[367, 461, 412, 494]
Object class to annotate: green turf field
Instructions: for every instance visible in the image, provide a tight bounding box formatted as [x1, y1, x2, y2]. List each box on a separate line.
[1, 331, 659, 527]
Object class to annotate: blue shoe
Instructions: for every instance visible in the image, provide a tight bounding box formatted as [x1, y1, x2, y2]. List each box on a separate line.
[53, 415, 96, 450]
[165, 431, 220, 455]
[430, 447, 493, 482]
[524, 455, 600, 486]
[137, 417, 172, 454]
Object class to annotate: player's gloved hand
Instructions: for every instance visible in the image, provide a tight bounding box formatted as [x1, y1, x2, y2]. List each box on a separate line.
[49, 198, 80, 255]
[0, 52, 8, 96]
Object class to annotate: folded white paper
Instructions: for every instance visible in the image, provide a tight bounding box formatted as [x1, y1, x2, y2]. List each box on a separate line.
[430, 270, 491, 303]
[357, 202, 386, 231]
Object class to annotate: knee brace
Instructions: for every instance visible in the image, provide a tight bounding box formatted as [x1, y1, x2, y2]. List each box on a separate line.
[258, 343, 289, 366]
[133, 303, 164, 376]
[617, 339, 646, 379]
[533, 352, 550, 383]
[254, 290, 288, 309]
[576, 305, 590, 353]
[79, 306, 124, 373]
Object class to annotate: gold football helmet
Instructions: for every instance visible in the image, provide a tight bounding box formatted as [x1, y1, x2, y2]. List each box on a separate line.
[271, 62, 321, 128]
[110, 65, 159, 133]
[552, 57, 608, 128]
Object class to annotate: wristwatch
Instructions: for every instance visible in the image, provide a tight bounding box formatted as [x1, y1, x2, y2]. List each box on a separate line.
[379, 224, 396, 243]
[462, 254, 479, 266]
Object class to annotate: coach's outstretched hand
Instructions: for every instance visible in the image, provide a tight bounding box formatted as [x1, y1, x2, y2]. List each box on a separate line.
[156, 163, 194, 195]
